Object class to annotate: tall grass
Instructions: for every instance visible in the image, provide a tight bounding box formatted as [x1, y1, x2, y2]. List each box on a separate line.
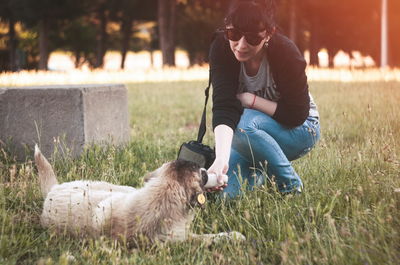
[0, 80, 399, 264]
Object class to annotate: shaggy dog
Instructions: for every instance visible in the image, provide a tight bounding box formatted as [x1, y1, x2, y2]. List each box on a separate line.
[34, 145, 244, 244]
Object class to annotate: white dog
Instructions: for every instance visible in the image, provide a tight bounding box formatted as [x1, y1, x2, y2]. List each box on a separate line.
[34, 145, 244, 245]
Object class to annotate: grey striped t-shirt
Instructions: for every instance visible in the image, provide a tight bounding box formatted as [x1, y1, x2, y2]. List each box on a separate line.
[238, 55, 319, 118]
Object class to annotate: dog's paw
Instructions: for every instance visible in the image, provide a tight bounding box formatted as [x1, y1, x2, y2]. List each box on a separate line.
[215, 231, 246, 242]
[228, 231, 246, 241]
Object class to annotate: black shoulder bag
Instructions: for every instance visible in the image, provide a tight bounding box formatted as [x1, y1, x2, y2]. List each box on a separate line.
[177, 73, 216, 169]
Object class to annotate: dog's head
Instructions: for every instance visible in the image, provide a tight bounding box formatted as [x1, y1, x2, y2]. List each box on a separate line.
[144, 159, 208, 208]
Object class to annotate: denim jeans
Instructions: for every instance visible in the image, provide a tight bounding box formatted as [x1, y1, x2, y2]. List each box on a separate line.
[223, 109, 320, 197]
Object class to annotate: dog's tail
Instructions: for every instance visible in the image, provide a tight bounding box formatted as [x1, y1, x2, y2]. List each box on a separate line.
[34, 144, 58, 198]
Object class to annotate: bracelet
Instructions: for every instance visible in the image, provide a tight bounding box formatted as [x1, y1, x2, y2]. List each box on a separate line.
[250, 94, 257, 109]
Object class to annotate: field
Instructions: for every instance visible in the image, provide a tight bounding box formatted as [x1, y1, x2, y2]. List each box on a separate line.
[0, 76, 399, 264]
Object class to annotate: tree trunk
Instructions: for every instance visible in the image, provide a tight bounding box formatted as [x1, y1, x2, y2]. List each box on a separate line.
[167, 1, 176, 65]
[8, 17, 17, 71]
[288, 0, 297, 43]
[158, 0, 176, 66]
[309, 14, 319, 66]
[388, 0, 400, 67]
[380, 0, 388, 68]
[187, 49, 195, 67]
[327, 49, 336, 68]
[149, 49, 154, 67]
[120, 18, 132, 70]
[309, 40, 319, 66]
[95, 9, 108, 68]
[38, 18, 49, 70]
[74, 50, 81, 68]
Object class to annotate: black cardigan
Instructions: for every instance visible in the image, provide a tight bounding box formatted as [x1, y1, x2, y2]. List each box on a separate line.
[209, 32, 310, 130]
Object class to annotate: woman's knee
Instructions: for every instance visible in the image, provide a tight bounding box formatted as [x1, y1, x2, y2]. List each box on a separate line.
[236, 109, 262, 131]
[233, 117, 261, 152]
[232, 128, 252, 151]
[237, 109, 279, 133]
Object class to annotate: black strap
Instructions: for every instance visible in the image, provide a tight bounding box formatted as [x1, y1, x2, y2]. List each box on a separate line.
[197, 70, 212, 143]
[196, 30, 221, 143]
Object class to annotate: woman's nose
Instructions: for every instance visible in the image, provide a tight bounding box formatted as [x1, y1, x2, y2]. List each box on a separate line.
[237, 36, 249, 49]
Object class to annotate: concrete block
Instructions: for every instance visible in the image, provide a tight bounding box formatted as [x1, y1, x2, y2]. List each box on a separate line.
[0, 84, 130, 160]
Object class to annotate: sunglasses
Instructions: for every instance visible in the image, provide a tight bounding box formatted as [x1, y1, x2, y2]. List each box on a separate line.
[225, 28, 265, 46]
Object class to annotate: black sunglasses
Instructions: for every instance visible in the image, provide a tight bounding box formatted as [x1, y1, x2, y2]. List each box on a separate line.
[225, 28, 265, 46]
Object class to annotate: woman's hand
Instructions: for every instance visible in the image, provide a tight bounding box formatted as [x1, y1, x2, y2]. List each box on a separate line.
[206, 158, 229, 192]
[236, 92, 255, 108]
[209, 124, 233, 192]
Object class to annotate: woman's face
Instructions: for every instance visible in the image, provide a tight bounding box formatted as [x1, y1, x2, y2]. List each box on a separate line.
[226, 26, 268, 62]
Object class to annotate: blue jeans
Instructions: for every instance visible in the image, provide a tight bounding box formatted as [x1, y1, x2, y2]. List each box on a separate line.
[223, 109, 320, 197]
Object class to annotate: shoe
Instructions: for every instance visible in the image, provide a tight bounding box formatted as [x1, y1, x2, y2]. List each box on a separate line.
[281, 184, 303, 196]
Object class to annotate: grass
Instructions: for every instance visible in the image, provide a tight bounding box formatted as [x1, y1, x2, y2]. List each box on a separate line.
[0, 79, 399, 264]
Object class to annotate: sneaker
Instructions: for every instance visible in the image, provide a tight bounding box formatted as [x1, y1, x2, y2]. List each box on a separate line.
[281, 184, 303, 196]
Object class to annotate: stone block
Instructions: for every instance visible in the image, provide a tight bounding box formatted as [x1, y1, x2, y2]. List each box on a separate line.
[0, 84, 130, 160]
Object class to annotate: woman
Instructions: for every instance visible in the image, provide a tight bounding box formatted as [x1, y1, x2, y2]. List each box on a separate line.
[207, 0, 320, 197]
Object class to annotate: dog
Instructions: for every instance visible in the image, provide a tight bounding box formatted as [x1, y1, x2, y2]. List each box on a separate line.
[34, 145, 245, 244]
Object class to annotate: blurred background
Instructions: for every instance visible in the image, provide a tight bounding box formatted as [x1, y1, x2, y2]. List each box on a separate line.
[0, 0, 399, 72]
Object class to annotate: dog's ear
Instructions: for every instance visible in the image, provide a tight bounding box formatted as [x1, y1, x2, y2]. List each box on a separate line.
[143, 168, 160, 182]
[143, 171, 156, 182]
[143, 163, 168, 182]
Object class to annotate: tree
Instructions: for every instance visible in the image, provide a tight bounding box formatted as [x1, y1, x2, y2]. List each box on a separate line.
[288, 0, 297, 43]
[16, 0, 88, 70]
[380, 0, 388, 67]
[297, 0, 322, 66]
[85, 0, 112, 68]
[283, 0, 381, 67]
[176, 0, 228, 66]
[323, 0, 380, 67]
[158, 0, 177, 66]
[54, 17, 97, 68]
[388, 0, 399, 67]
[0, 0, 21, 71]
[111, 0, 157, 69]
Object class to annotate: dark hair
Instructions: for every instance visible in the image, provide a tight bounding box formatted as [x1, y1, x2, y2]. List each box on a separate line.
[224, 0, 276, 34]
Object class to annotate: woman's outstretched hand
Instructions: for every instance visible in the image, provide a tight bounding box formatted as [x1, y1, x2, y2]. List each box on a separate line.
[206, 158, 229, 192]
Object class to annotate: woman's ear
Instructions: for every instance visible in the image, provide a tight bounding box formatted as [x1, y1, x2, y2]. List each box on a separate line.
[264, 35, 271, 48]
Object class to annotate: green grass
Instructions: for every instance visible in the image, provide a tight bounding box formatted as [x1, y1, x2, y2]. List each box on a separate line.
[1, 80, 399, 264]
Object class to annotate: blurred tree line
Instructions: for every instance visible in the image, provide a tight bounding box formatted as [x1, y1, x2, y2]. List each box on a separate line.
[0, 0, 399, 71]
